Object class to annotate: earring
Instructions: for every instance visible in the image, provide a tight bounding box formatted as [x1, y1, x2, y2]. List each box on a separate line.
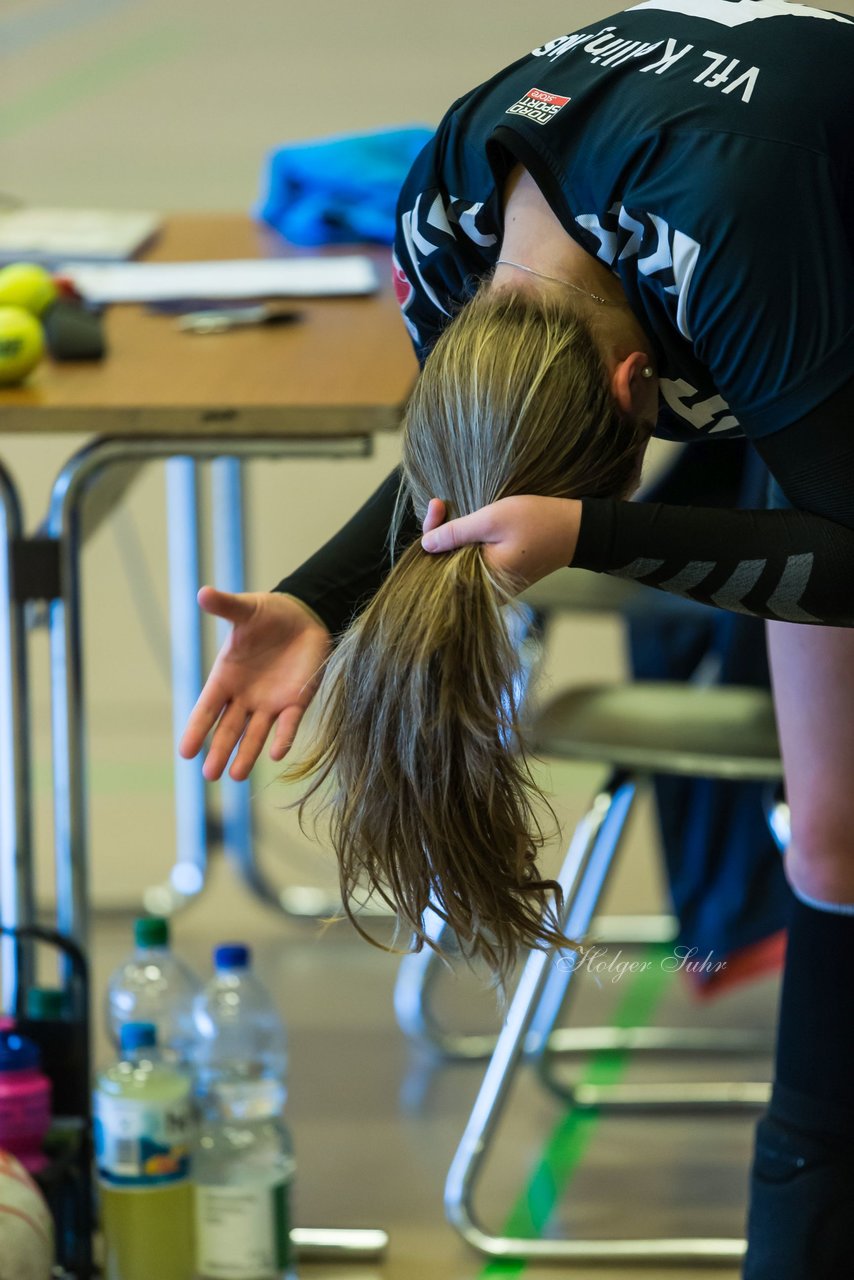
[641, 366, 655, 379]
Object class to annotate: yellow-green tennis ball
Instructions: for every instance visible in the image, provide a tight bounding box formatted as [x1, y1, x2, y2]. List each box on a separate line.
[0, 307, 45, 385]
[0, 263, 59, 317]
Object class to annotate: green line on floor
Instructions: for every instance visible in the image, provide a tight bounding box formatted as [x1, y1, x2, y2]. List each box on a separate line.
[477, 942, 674, 1277]
[0, 24, 192, 139]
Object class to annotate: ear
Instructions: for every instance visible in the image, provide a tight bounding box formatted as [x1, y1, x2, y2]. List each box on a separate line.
[610, 351, 656, 420]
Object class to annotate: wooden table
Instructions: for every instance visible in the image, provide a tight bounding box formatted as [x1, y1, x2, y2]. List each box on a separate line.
[0, 214, 417, 436]
[0, 212, 418, 993]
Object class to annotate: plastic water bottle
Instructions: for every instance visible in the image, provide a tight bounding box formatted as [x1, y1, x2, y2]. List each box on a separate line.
[93, 1022, 194, 1280]
[192, 944, 287, 1098]
[105, 917, 201, 1067]
[194, 1079, 296, 1279]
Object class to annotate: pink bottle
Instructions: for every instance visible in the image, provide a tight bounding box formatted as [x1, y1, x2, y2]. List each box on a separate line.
[0, 1030, 52, 1173]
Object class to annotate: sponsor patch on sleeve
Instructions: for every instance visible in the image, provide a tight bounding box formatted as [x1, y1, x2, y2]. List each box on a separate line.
[506, 87, 571, 125]
[391, 252, 413, 308]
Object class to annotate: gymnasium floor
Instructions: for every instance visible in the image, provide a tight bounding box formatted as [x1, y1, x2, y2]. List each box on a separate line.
[87, 856, 776, 1280]
[5, 0, 847, 1275]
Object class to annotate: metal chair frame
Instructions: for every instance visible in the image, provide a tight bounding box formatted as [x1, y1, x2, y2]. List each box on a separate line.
[440, 680, 784, 1266]
[394, 597, 771, 1090]
[394, 905, 769, 1076]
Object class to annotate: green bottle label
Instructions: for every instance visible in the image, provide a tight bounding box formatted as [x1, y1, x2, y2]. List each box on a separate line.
[273, 1178, 290, 1268]
[195, 1176, 292, 1278]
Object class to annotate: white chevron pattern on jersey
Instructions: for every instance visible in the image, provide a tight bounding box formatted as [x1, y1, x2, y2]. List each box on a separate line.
[629, 0, 853, 27]
[399, 197, 450, 322]
[612, 552, 820, 621]
[574, 205, 701, 340]
[399, 190, 498, 338]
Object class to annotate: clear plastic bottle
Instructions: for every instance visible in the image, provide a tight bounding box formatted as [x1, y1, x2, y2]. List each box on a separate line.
[192, 944, 287, 1099]
[194, 1079, 297, 1280]
[105, 917, 201, 1067]
[93, 1022, 194, 1280]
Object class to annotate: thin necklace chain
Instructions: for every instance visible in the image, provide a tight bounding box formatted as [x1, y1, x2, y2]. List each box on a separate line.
[495, 258, 623, 307]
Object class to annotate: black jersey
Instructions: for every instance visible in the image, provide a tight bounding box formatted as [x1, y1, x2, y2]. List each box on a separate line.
[392, 0, 854, 442]
[275, 1, 854, 631]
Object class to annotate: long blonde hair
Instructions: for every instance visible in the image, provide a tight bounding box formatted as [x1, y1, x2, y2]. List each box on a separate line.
[283, 284, 648, 997]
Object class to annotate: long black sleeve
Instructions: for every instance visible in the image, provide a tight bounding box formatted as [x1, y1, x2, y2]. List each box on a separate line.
[573, 498, 854, 625]
[271, 468, 420, 636]
[274, 385, 854, 631]
[573, 381, 854, 627]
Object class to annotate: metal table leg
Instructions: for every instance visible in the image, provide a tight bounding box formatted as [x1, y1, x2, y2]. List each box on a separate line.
[211, 455, 290, 910]
[205, 452, 404, 919]
[144, 459, 209, 916]
[0, 462, 35, 1010]
[139, 447, 402, 923]
[444, 770, 748, 1266]
[213, 458, 253, 890]
[48, 457, 89, 955]
[166, 457, 206, 901]
[46, 434, 372, 949]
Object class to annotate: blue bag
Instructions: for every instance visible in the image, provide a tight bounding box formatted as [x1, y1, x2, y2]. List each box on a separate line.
[254, 126, 434, 247]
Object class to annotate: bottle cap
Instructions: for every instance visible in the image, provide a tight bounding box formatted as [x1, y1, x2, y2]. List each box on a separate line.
[25, 987, 68, 1020]
[0, 1031, 41, 1072]
[120, 1022, 157, 1053]
[134, 916, 169, 948]
[214, 943, 250, 970]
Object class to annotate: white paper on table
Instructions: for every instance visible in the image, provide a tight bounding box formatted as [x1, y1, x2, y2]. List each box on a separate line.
[57, 256, 379, 304]
[0, 206, 161, 265]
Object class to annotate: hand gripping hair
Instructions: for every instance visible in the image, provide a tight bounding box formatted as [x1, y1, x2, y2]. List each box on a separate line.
[282, 285, 648, 1001]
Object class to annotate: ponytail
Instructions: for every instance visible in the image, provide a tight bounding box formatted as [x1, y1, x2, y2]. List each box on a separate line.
[283, 285, 648, 998]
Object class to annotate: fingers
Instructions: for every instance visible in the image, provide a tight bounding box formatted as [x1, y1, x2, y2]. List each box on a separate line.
[182, 697, 298, 781]
[422, 507, 494, 553]
[270, 705, 305, 762]
[186, 696, 306, 779]
[228, 709, 277, 781]
[201, 702, 250, 781]
[179, 588, 254, 762]
[196, 585, 255, 626]
[179, 687, 226, 759]
[421, 497, 447, 535]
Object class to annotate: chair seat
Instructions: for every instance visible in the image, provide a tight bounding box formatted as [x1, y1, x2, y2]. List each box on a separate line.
[520, 567, 715, 620]
[520, 569, 643, 614]
[529, 682, 781, 782]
